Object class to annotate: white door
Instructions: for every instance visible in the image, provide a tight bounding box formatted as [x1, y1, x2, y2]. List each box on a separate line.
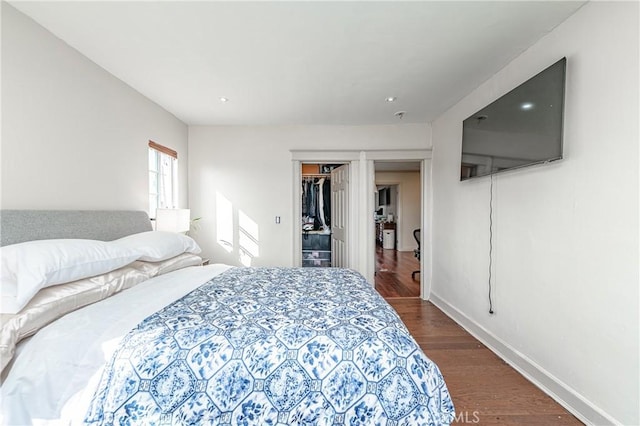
[331, 164, 349, 268]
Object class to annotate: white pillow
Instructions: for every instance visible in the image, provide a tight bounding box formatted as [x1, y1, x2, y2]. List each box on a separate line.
[113, 231, 201, 262]
[0, 239, 141, 314]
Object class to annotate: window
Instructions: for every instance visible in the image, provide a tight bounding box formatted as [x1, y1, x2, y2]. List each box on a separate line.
[148, 141, 178, 219]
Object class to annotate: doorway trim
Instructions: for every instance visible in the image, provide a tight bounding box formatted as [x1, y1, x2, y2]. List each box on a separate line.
[292, 150, 361, 271]
[364, 150, 432, 299]
[291, 149, 432, 299]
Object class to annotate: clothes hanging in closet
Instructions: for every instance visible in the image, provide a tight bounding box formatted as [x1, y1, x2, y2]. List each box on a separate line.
[301, 176, 331, 231]
[322, 178, 331, 227]
[317, 178, 327, 230]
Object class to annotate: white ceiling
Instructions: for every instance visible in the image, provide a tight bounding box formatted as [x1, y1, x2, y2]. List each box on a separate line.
[10, 1, 585, 126]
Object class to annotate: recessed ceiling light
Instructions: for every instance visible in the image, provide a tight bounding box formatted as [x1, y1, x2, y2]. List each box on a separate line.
[219, 97, 229, 103]
[520, 102, 534, 110]
[385, 97, 397, 102]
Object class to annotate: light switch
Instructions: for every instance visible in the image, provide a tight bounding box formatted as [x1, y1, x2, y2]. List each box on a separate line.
[275, 216, 281, 224]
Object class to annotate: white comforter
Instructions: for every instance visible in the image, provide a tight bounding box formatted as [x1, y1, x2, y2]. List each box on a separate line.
[1, 264, 231, 426]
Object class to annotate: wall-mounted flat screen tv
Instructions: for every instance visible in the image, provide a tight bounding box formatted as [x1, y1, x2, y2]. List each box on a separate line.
[461, 57, 566, 181]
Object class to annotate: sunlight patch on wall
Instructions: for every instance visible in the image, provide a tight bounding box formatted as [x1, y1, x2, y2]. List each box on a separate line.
[239, 210, 259, 266]
[216, 191, 233, 253]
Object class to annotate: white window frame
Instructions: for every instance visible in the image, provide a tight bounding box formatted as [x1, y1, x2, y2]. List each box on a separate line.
[148, 141, 178, 219]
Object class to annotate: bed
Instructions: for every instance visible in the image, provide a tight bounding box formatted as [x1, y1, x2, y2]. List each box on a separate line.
[0, 210, 455, 425]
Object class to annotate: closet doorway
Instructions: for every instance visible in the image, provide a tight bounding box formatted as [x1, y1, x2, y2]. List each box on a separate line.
[301, 163, 349, 268]
[373, 161, 422, 298]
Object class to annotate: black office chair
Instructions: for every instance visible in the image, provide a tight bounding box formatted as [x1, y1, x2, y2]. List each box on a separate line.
[412, 229, 420, 280]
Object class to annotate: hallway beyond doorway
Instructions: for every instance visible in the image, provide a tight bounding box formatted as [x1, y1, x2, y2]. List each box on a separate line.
[374, 246, 420, 297]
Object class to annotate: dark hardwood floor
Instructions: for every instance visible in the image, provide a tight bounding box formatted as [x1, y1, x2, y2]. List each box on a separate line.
[374, 245, 583, 424]
[386, 299, 583, 425]
[374, 245, 421, 297]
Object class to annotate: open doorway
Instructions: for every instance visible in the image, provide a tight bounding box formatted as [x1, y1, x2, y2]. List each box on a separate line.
[374, 161, 422, 297]
[300, 162, 349, 268]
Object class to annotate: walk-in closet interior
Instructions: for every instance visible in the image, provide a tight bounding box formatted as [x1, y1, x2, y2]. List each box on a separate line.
[301, 163, 342, 267]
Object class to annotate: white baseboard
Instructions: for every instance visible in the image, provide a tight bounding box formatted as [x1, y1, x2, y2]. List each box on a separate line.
[428, 293, 619, 426]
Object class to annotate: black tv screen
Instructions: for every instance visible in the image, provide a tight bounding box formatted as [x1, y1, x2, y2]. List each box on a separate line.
[461, 57, 566, 180]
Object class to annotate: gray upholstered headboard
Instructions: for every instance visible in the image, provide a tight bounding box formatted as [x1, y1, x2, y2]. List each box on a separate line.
[0, 210, 153, 246]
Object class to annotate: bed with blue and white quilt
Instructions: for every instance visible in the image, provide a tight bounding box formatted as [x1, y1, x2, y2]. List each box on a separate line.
[84, 267, 454, 425]
[2, 265, 454, 425]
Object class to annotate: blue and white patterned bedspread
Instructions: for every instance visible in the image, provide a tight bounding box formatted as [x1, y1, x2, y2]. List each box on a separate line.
[85, 267, 455, 425]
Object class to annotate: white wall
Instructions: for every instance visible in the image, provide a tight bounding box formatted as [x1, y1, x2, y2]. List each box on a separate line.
[1, 4, 188, 211]
[431, 2, 638, 425]
[188, 124, 429, 267]
[375, 172, 421, 251]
